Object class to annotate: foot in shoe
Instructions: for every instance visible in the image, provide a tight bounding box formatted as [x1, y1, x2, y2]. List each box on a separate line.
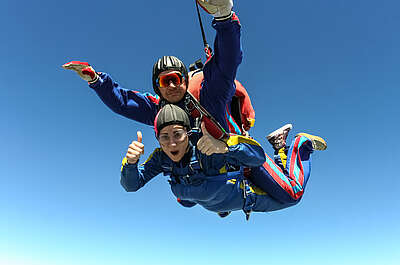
[296, 133, 327, 151]
[266, 124, 293, 150]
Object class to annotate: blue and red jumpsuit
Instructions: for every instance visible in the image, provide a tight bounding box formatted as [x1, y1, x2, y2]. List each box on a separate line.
[121, 135, 299, 213]
[90, 13, 314, 206]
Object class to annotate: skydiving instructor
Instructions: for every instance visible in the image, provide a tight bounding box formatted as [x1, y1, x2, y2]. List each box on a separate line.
[63, 0, 243, 136]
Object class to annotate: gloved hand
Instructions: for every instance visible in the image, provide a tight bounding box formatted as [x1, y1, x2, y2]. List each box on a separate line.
[197, 0, 233, 19]
[62, 61, 99, 83]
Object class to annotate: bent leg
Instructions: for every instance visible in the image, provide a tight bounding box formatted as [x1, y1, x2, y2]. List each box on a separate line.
[247, 135, 314, 204]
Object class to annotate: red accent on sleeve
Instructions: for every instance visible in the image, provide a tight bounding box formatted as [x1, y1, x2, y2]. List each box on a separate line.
[231, 12, 240, 25]
[64, 61, 90, 66]
[82, 67, 96, 80]
[147, 95, 160, 105]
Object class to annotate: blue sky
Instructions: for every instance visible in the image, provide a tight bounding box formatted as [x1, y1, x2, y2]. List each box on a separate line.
[1, 0, 399, 264]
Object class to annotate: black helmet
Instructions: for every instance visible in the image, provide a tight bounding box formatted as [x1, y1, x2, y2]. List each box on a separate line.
[154, 104, 191, 137]
[152, 56, 189, 97]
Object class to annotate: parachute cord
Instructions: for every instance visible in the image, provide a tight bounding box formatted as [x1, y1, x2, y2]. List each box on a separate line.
[195, 0, 212, 59]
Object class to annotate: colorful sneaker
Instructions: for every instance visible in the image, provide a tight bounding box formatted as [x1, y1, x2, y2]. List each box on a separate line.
[217, 211, 231, 218]
[266, 124, 293, 151]
[296, 133, 327, 151]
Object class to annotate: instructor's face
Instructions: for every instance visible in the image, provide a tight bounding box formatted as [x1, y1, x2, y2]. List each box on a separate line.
[158, 70, 187, 103]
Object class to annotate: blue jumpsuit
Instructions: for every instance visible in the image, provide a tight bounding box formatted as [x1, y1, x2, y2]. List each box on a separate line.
[90, 13, 315, 206]
[121, 135, 295, 213]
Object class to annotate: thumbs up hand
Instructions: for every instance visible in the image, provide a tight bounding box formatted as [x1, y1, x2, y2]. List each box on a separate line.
[126, 131, 145, 164]
[197, 122, 228, 156]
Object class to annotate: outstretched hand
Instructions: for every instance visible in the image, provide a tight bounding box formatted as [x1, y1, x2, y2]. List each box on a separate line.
[197, 122, 228, 156]
[62, 61, 99, 83]
[126, 131, 144, 164]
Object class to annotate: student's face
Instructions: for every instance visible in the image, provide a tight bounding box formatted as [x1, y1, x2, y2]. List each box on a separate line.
[157, 70, 187, 103]
[158, 124, 189, 162]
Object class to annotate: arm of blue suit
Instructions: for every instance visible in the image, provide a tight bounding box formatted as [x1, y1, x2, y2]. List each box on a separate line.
[89, 73, 159, 126]
[224, 135, 266, 168]
[120, 148, 164, 192]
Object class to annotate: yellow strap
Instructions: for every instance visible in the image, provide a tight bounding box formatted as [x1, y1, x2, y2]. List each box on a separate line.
[226, 134, 261, 147]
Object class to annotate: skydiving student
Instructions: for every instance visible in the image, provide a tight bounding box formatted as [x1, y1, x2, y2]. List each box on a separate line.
[63, 0, 328, 208]
[121, 104, 327, 218]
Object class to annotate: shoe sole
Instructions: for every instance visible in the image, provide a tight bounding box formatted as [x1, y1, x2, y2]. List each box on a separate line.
[266, 123, 293, 140]
[296, 133, 327, 151]
[217, 211, 231, 218]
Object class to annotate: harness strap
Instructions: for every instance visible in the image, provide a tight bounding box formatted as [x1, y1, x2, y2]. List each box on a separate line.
[167, 145, 203, 185]
[184, 92, 229, 140]
[189, 146, 201, 172]
[162, 166, 173, 176]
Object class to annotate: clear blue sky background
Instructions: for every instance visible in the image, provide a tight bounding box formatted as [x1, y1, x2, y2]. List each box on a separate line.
[1, 0, 399, 264]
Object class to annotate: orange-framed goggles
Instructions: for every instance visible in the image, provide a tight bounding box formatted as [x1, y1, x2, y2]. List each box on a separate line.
[156, 72, 184, 88]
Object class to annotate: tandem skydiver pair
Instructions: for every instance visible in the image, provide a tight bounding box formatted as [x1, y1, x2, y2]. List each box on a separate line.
[63, 0, 327, 218]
